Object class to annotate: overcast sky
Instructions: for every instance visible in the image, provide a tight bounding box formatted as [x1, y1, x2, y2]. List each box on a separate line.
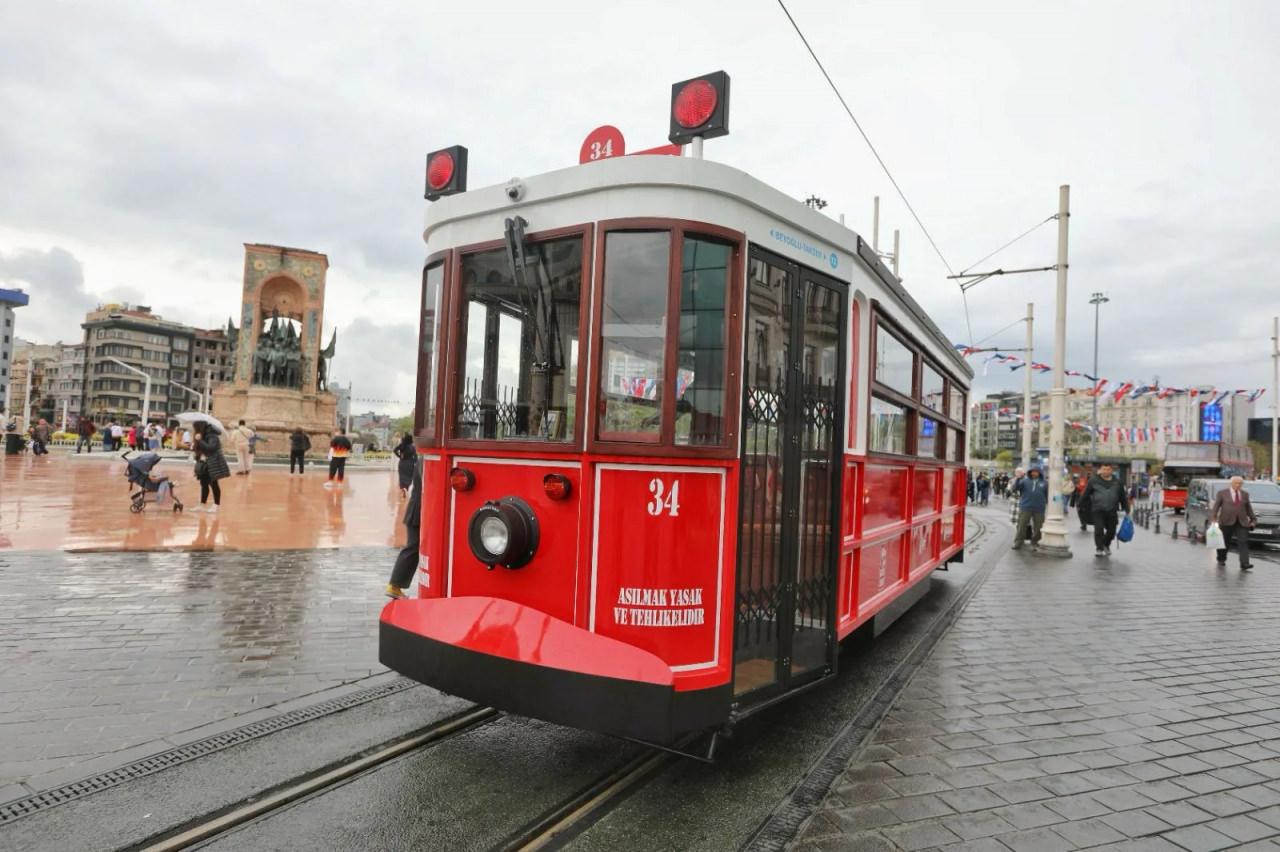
[2, 1, 1277, 417]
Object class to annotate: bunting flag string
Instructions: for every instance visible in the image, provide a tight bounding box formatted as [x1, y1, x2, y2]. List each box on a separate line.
[955, 348, 1266, 404]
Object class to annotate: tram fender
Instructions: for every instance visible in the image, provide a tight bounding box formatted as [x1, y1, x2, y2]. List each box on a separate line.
[380, 596, 728, 743]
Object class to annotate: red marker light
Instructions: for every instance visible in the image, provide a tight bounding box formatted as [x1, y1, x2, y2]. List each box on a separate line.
[450, 467, 475, 492]
[427, 151, 455, 191]
[543, 473, 572, 501]
[673, 79, 718, 129]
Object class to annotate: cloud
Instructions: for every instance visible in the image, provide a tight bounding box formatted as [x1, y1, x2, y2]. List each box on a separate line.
[0, 247, 95, 344]
[327, 317, 417, 416]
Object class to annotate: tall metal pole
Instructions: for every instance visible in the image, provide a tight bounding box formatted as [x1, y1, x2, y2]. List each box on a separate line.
[1039, 185, 1073, 557]
[1089, 292, 1109, 458]
[872, 196, 880, 252]
[22, 353, 33, 432]
[205, 369, 212, 414]
[1272, 316, 1278, 481]
[1023, 302, 1034, 469]
[892, 229, 901, 278]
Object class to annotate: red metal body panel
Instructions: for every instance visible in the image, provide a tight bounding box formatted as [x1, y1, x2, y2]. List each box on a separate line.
[382, 596, 674, 685]
[1164, 488, 1188, 510]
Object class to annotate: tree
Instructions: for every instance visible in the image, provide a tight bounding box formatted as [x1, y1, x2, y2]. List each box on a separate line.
[994, 449, 1015, 467]
[393, 414, 414, 435]
[1248, 440, 1271, 478]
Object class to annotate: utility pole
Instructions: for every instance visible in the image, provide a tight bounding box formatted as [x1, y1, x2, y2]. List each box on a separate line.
[1022, 303, 1034, 470]
[872, 196, 880, 251]
[892, 229, 901, 278]
[205, 369, 212, 414]
[1089, 292, 1109, 457]
[1272, 316, 1278, 481]
[1039, 185, 1072, 558]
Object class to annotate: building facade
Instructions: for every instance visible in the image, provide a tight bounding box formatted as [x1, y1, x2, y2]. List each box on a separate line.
[969, 391, 1026, 459]
[1, 287, 30, 417]
[80, 304, 196, 424]
[9, 339, 62, 426]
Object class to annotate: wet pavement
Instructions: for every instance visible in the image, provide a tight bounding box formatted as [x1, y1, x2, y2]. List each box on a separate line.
[0, 450, 409, 551]
[794, 504, 1280, 851]
[0, 546, 397, 798]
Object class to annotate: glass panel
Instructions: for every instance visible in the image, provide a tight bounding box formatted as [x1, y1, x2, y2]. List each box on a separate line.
[599, 232, 670, 439]
[869, 396, 908, 454]
[874, 325, 913, 396]
[921, 364, 944, 412]
[418, 263, 443, 434]
[454, 237, 582, 441]
[919, 416, 939, 458]
[675, 237, 729, 446]
[949, 386, 966, 421]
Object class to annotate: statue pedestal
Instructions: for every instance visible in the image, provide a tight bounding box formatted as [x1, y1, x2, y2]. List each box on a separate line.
[212, 385, 337, 458]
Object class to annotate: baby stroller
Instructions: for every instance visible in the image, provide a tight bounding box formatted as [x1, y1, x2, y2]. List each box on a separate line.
[123, 451, 184, 513]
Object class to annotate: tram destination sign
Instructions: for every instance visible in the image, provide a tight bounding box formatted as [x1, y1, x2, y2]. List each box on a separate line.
[769, 226, 840, 271]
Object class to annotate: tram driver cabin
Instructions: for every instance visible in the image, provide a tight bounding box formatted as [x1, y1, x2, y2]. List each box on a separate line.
[380, 73, 972, 746]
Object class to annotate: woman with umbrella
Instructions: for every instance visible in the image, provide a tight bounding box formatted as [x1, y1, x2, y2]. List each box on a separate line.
[191, 420, 231, 513]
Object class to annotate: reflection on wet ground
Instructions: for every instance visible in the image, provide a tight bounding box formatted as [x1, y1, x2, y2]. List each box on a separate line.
[0, 452, 409, 551]
[0, 546, 396, 795]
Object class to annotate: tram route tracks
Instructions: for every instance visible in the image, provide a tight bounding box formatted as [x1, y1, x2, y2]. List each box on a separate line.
[132, 706, 501, 852]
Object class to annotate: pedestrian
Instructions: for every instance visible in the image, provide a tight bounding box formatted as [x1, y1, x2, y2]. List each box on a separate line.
[76, 417, 95, 453]
[1150, 477, 1163, 509]
[1012, 465, 1048, 551]
[324, 429, 353, 488]
[181, 427, 192, 450]
[1082, 463, 1128, 557]
[289, 427, 311, 474]
[229, 419, 256, 475]
[30, 419, 52, 455]
[146, 423, 158, 451]
[977, 474, 991, 506]
[393, 432, 415, 496]
[111, 420, 124, 452]
[127, 423, 137, 451]
[102, 419, 114, 452]
[966, 471, 976, 503]
[191, 421, 231, 514]
[386, 456, 422, 599]
[1210, 475, 1256, 570]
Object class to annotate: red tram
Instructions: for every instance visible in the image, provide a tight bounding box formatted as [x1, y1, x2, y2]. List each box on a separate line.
[380, 73, 972, 747]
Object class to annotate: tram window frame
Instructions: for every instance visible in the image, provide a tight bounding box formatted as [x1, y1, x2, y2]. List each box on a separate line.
[441, 224, 593, 453]
[869, 307, 969, 461]
[414, 250, 451, 447]
[589, 218, 744, 459]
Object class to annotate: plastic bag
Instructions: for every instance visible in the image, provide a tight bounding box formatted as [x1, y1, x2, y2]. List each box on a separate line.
[1204, 523, 1225, 550]
[1117, 514, 1134, 543]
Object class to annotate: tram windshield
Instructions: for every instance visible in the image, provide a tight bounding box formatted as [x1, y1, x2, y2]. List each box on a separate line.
[454, 236, 583, 441]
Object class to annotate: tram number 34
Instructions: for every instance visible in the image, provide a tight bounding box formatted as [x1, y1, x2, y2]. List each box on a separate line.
[587, 139, 615, 160]
[647, 478, 681, 517]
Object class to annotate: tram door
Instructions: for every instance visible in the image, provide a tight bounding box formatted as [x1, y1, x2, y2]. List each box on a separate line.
[735, 247, 845, 699]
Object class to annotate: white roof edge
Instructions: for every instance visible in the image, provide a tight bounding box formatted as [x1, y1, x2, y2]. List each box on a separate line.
[424, 156, 973, 381]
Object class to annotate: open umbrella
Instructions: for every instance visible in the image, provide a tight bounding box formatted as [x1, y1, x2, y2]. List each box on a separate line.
[174, 411, 227, 435]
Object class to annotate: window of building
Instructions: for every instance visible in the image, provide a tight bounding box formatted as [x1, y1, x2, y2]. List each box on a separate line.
[172, 338, 189, 351]
[452, 235, 584, 443]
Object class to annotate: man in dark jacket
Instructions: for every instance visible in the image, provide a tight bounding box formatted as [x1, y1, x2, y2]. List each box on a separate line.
[1210, 476, 1256, 569]
[1012, 465, 1049, 550]
[1083, 463, 1128, 557]
[386, 458, 423, 599]
[288, 427, 312, 475]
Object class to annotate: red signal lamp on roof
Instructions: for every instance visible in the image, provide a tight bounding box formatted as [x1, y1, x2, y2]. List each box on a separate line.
[668, 71, 730, 145]
[425, 145, 468, 201]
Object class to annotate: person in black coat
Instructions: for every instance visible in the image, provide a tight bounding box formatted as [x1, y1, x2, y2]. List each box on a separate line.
[192, 421, 231, 513]
[386, 458, 422, 599]
[393, 433, 415, 495]
[289, 427, 312, 475]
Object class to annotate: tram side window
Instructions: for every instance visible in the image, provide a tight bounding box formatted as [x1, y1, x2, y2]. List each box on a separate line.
[919, 415, 940, 458]
[870, 397, 908, 454]
[416, 262, 444, 435]
[454, 238, 583, 442]
[676, 237, 730, 446]
[921, 364, 944, 413]
[874, 327, 914, 397]
[599, 231, 670, 440]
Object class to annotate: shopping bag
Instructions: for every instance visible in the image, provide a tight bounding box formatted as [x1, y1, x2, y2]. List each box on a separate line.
[1117, 515, 1134, 543]
[1204, 523, 1225, 550]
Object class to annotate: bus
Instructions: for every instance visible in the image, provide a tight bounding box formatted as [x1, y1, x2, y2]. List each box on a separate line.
[1161, 441, 1253, 512]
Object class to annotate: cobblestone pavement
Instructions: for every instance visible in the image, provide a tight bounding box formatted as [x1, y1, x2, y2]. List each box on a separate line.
[0, 452, 409, 551]
[0, 547, 396, 800]
[795, 506, 1280, 851]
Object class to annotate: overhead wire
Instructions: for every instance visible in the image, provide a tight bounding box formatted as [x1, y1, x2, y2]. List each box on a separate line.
[774, 0, 973, 343]
[958, 215, 1056, 275]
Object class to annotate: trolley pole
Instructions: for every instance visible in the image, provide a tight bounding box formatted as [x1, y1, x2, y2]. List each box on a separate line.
[1089, 292, 1109, 458]
[1272, 316, 1278, 481]
[1038, 185, 1073, 558]
[1022, 303, 1034, 470]
[872, 196, 880, 252]
[892, 229, 901, 278]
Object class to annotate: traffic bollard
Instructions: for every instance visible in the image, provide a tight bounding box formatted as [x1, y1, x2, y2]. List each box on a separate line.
[1171, 521, 1178, 540]
[1154, 513, 1160, 534]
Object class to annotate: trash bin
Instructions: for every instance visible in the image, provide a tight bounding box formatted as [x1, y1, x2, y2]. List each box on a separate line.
[4, 432, 23, 455]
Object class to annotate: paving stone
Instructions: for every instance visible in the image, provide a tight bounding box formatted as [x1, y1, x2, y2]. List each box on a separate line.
[1144, 801, 1216, 827]
[828, 803, 900, 833]
[1234, 783, 1280, 808]
[882, 793, 955, 822]
[1207, 813, 1277, 843]
[1100, 809, 1175, 838]
[1044, 793, 1112, 820]
[1170, 773, 1236, 795]
[995, 826, 1078, 851]
[881, 820, 961, 850]
[883, 773, 953, 796]
[988, 779, 1053, 804]
[1189, 790, 1255, 817]
[1051, 816, 1128, 847]
[992, 802, 1068, 830]
[1159, 823, 1240, 851]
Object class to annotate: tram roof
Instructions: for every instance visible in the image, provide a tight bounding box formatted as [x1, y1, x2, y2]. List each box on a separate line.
[424, 155, 972, 380]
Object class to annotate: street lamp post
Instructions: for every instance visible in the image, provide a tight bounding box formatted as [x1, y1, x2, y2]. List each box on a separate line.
[106, 357, 152, 427]
[1038, 185, 1073, 558]
[1089, 292, 1109, 458]
[170, 380, 203, 411]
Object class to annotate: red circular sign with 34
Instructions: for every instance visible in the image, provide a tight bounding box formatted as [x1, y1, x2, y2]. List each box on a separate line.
[579, 125, 626, 165]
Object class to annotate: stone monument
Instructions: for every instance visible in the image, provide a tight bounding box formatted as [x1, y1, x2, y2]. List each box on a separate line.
[212, 244, 338, 456]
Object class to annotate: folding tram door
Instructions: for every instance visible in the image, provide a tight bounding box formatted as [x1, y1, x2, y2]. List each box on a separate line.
[734, 246, 846, 702]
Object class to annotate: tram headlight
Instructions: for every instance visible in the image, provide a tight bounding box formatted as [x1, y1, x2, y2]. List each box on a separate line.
[467, 497, 540, 569]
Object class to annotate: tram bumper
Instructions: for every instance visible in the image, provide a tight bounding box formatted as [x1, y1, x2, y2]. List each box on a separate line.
[380, 596, 726, 744]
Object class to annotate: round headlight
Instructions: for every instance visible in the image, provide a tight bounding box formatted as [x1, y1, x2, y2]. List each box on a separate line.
[479, 516, 509, 555]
